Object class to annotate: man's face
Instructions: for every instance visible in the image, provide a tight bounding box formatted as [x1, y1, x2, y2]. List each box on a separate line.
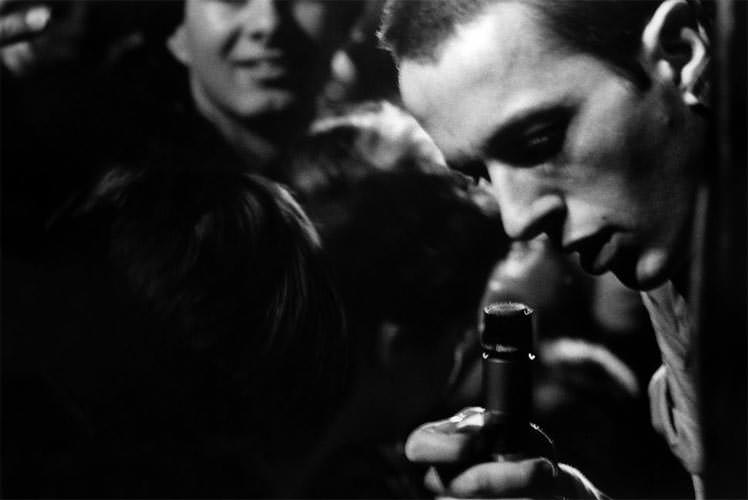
[176, 0, 355, 121]
[399, 3, 705, 290]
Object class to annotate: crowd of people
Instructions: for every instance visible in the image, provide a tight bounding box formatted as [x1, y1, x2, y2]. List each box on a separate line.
[2, 0, 740, 498]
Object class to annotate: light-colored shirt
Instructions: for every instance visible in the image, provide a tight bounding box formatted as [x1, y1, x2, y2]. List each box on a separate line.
[642, 281, 704, 498]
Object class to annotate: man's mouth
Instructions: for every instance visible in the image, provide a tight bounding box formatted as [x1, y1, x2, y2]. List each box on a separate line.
[564, 229, 618, 275]
[238, 62, 288, 79]
[233, 53, 293, 81]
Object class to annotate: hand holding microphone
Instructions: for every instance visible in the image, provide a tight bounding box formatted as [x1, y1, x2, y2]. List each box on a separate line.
[404, 303, 606, 498]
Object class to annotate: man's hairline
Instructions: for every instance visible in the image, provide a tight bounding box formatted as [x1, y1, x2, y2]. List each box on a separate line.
[391, 0, 566, 67]
[388, 0, 496, 66]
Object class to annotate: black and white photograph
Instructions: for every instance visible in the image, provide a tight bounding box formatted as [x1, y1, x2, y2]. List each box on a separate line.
[1, 0, 746, 498]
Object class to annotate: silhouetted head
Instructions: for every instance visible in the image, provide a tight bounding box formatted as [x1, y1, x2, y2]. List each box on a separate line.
[289, 102, 508, 435]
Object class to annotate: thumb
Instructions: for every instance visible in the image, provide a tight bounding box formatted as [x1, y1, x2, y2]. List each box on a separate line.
[405, 407, 486, 464]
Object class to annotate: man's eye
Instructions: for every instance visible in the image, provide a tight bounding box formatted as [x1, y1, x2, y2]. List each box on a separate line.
[499, 121, 567, 167]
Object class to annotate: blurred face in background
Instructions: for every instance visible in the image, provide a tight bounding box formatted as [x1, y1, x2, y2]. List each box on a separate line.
[171, 0, 359, 123]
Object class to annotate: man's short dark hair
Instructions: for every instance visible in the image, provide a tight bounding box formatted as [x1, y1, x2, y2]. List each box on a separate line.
[379, 0, 491, 64]
[380, 0, 707, 86]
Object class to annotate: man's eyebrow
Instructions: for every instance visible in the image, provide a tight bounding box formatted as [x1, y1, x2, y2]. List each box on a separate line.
[477, 103, 573, 156]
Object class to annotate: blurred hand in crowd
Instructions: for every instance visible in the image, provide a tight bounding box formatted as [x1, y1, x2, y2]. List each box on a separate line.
[1, 0, 88, 76]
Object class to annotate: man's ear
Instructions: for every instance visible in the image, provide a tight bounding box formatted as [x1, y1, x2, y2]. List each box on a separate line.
[641, 0, 709, 106]
[167, 24, 191, 66]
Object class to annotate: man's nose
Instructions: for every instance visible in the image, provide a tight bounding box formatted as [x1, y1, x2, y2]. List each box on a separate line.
[488, 165, 566, 242]
[242, 0, 282, 42]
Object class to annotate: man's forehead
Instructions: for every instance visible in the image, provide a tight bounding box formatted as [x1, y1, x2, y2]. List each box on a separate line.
[398, 2, 571, 158]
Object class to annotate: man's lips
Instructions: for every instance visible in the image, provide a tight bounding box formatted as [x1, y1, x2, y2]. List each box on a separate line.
[232, 53, 294, 80]
[564, 229, 619, 275]
[235, 61, 288, 78]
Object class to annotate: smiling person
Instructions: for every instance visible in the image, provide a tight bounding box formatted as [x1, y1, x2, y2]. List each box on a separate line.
[2, 1, 365, 495]
[380, 0, 711, 498]
[3, 0, 365, 219]
[4, 0, 365, 347]
[167, 0, 364, 171]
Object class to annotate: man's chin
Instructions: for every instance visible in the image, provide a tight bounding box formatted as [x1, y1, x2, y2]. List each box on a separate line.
[612, 257, 670, 292]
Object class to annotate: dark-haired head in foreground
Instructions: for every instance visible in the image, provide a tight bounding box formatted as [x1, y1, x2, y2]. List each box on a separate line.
[286, 102, 508, 497]
[102, 163, 346, 445]
[3, 161, 347, 497]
